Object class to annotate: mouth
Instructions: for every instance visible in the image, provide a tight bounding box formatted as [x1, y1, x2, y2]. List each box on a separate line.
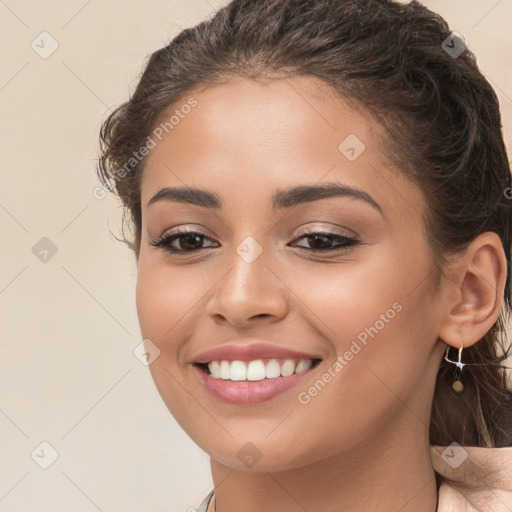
[194, 357, 322, 381]
[193, 357, 323, 405]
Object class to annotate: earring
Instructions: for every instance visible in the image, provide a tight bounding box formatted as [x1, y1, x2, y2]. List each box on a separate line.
[444, 345, 465, 392]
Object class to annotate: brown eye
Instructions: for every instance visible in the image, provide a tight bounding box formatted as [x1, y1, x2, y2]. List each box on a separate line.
[291, 232, 359, 252]
[150, 228, 218, 254]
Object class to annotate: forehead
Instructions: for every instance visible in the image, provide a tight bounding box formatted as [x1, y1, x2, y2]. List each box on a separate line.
[139, 75, 424, 220]
[146, 75, 379, 163]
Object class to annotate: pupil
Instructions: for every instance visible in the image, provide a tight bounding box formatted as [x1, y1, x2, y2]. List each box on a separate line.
[309, 234, 331, 249]
[181, 234, 202, 250]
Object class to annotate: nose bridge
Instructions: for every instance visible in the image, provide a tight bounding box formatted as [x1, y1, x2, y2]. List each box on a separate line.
[223, 234, 272, 301]
[206, 234, 288, 324]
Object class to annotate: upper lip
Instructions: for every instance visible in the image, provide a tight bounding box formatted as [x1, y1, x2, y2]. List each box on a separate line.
[193, 342, 323, 364]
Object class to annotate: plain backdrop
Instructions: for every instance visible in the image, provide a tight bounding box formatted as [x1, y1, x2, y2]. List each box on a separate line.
[1, 1, 511, 511]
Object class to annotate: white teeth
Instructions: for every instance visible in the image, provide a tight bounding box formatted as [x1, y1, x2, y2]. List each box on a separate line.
[265, 359, 281, 379]
[206, 358, 315, 381]
[280, 359, 296, 377]
[230, 360, 247, 381]
[209, 361, 220, 377]
[295, 359, 312, 373]
[247, 360, 266, 381]
[219, 361, 231, 379]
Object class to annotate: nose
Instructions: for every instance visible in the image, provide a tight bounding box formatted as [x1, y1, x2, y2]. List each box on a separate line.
[205, 241, 289, 328]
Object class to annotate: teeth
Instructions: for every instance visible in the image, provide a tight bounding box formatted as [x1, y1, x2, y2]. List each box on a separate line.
[219, 361, 230, 379]
[295, 359, 312, 373]
[265, 359, 281, 379]
[247, 360, 266, 381]
[280, 359, 296, 377]
[206, 358, 314, 381]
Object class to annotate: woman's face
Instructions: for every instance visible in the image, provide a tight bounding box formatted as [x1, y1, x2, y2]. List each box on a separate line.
[135, 75, 446, 472]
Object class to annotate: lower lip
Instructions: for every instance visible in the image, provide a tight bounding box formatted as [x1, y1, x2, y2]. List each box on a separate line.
[194, 364, 318, 405]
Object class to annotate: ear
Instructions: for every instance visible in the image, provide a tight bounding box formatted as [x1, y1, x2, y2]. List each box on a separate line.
[437, 232, 508, 349]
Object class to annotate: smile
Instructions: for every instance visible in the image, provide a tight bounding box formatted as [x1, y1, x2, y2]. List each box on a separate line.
[193, 358, 322, 404]
[202, 358, 320, 381]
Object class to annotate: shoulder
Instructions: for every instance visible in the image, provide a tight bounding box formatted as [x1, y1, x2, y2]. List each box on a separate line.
[431, 445, 512, 512]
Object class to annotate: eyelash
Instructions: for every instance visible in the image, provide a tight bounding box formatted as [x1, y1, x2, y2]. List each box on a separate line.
[150, 226, 359, 255]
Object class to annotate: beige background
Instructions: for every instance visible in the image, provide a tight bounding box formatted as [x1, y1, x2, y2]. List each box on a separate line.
[1, 1, 511, 511]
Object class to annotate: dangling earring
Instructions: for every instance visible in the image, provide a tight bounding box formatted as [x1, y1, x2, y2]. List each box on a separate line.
[444, 345, 465, 392]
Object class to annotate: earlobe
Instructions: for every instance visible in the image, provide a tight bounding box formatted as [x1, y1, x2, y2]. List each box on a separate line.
[437, 232, 507, 350]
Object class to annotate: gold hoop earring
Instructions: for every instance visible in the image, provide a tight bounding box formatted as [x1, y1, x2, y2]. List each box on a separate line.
[444, 345, 465, 392]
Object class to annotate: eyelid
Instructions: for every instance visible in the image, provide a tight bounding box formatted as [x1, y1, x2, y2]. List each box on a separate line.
[155, 223, 357, 244]
[155, 224, 214, 240]
[150, 223, 360, 256]
[294, 223, 358, 239]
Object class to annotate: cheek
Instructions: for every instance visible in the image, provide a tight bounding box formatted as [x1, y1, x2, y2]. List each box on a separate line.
[287, 250, 410, 339]
[135, 261, 202, 343]
[284, 270, 430, 453]
[288, 242, 434, 385]
[134, 262, 200, 421]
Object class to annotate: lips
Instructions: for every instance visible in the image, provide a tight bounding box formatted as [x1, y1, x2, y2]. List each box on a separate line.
[192, 341, 323, 364]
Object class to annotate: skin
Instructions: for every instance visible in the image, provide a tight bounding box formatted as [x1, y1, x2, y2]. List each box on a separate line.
[134, 75, 507, 512]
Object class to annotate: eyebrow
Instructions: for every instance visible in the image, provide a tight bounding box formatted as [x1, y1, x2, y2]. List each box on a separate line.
[147, 182, 384, 217]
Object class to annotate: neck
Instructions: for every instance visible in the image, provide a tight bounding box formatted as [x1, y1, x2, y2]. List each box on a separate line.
[208, 415, 438, 512]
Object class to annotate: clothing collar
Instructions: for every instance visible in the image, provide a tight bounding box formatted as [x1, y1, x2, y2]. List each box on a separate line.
[197, 488, 214, 512]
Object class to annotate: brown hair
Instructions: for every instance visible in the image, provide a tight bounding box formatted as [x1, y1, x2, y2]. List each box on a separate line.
[97, 0, 512, 485]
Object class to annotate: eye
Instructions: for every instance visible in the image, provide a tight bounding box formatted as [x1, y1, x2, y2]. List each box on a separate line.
[150, 227, 360, 255]
[290, 230, 359, 252]
[150, 227, 217, 254]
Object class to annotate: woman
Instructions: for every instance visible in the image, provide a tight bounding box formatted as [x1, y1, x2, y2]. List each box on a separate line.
[97, 0, 512, 510]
